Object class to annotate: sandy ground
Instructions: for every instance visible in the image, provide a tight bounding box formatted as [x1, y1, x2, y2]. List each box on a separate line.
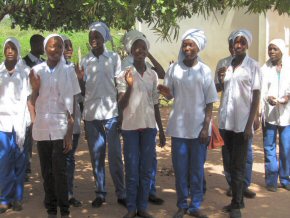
[2, 106, 290, 218]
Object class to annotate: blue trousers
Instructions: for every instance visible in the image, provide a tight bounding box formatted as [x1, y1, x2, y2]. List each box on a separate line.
[0, 130, 26, 205]
[66, 133, 80, 198]
[122, 128, 157, 212]
[171, 137, 207, 213]
[264, 123, 290, 188]
[149, 146, 157, 196]
[221, 128, 253, 188]
[85, 117, 125, 199]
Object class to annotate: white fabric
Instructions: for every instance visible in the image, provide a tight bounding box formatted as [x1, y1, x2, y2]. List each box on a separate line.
[228, 31, 236, 43]
[89, 21, 112, 42]
[232, 29, 252, 47]
[27, 53, 43, 65]
[4, 37, 21, 60]
[219, 55, 261, 132]
[0, 61, 30, 149]
[81, 50, 121, 120]
[121, 55, 153, 70]
[60, 34, 69, 42]
[117, 63, 159, 130]
[32, 62, 80, 141]
[269, 38, 287, 58]
[214, 56, 233, 84]
[123, 30, 150, 54]
[164, 61, 218, 139]
[261, 54, 290, 126]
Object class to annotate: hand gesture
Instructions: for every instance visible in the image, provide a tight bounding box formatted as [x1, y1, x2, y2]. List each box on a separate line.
[158, 131, 166, 148]
[75, 63, 85, 80]
[125, 68, 133, 88]
[217, 67, 227, 84]
[267, 96, 277, 106]
[29, 69, 40, 92]
[277, 96, 289, 105]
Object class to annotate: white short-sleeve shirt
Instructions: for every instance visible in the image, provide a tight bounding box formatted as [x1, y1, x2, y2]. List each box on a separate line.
[32, 62, 81, 141]
[81, 50, 121, 121]
[219, 55, 261, 132]
[117, 63, 159, 130]
[164, 61, 219, 139]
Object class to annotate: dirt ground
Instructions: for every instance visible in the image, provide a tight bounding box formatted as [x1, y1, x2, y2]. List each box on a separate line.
[2, 105, 290, 218]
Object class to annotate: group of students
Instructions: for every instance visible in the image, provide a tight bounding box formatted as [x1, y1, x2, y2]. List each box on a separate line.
[0, 20, 289, 218]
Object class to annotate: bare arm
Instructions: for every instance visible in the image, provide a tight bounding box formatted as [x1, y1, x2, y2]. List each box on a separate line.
[154, 104, 166, 147]
[199, 103, 213, 144]
[118, 69, 133, 111]
[147, 52, 165, 79]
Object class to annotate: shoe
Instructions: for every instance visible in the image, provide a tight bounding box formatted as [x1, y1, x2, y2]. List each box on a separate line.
[266, 186, 277, 192]
[117, 198, 127, 207]
[12, 201, 23, 211]
[123, 211, 136, 218]
[230, 208, 241, 218]
[187, 210, 208, 218]
[137, 210, 154, 218]
[0, 203, 11, 214]
[282, 184, 290, 191]
[222, 204, 231, 213]
[91, 197, 105, 208]
[69, 197, 82, 207]
[243, 188, 256, 198]
[173, 208, 187, 218]
[148, 194, 164, 205]
[226, 188, 232, 197]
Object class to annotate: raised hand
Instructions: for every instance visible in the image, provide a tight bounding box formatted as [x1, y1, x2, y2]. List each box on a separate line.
[157, 84, 172, 99]
[125, 68, 134, 88]
[217, 66, 227, 84]
[75, 63, 85, 80]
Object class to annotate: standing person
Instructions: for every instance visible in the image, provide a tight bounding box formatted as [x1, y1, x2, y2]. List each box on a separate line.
[30, 34, 81, 218]
[22, 34, 45, 182]
[122, 30, 165, 205]
[76, 21, 126, 208]
[217, 29, 261, 218]
[61, 35, 83, 207]
[117, 31, 166, 218]
[261, 39, 290, 192]
[158, 29, 218, 218]
[215, 32, 256, 199]
[0, 37, 30, 213]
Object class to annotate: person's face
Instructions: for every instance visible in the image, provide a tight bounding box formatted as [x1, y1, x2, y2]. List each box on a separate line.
[4, 42, 18, 61]
[89, 31, 104, 50]
[33, 38, 45, 55]
[182, 39, 199, 61]
[233, 36, 248, 56]
[228, 40, 235, 56]
[64, 40, 73, 60]
[45, 36, 63, 62]
[131, 39, 148, 62]
[268, 44, 282, 63]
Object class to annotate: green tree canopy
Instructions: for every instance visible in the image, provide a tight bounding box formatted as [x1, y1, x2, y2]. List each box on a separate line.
[1, 0, 290, 40]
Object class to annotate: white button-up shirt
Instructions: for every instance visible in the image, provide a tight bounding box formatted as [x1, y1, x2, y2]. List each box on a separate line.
[214, 56, 233, 84]
[164, 61, 218, 139]
[219, 55, 261, 132]
[32, 61, 81, 141]
[0, 62, 31, 146]
[261, 58, 290, 126]
[117, 64, 159, 130]
[81, 50, 121, 121]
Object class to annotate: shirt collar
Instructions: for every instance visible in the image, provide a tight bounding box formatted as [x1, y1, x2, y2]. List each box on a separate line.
[88, 48, 110, 61]
[28, 53, 41, 63]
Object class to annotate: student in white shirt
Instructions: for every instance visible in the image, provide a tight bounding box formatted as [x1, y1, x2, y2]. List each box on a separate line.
[261, 39, 290, 192]
[122, 30, 165, 206]
[158, 29, 218, 218]
[75, 22, 126, 208]
[215, 32, 256, 199]
[0, 37, 30, 213]
[30, 34, 80, 218]
[217, 29, 261, 218]
[117, 31, 165, 218]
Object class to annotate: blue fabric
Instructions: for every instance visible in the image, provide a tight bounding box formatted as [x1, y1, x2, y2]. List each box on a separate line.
[122, 128, 157, 212]
[149, 146, 157, 196]
[171, 137, 207, 212]
[0, 130, 26, 205]
[85, 117, 125, 199]
[264, 122, 290, 187]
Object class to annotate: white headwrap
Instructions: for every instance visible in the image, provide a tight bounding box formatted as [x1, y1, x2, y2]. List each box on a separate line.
[44, 34, 65, 64]
[228, 31, 237, 43]
[4, 37, 21, 60]
[269, 39, 287, 56]
[60, 34, 70, 42]
[178, 29, 206, 62]
[123, 30, 150, 54]
[232, 29, 252, 47]
[89, 22, 112, 42]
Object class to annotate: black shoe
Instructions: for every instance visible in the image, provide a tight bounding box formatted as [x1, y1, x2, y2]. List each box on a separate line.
[226, 188, 232, 197]
[173, 208, 187, 218]
[230, 208, 241, 218]
[282, 184, 290, 191]
[69, 197, 82, 207]
[243, 188, 256, 198]
[117, 198, 127, 207]
[148, 194, 164, 205]
[137, 210, 154, 218]
[266, 186, 277, 192]
[91, 197, 105, 208]
[222, 204, 232, 213]
[123, 211, 136, 218]
[187, 210, 208, 218]
[12, 201, 23, 211]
